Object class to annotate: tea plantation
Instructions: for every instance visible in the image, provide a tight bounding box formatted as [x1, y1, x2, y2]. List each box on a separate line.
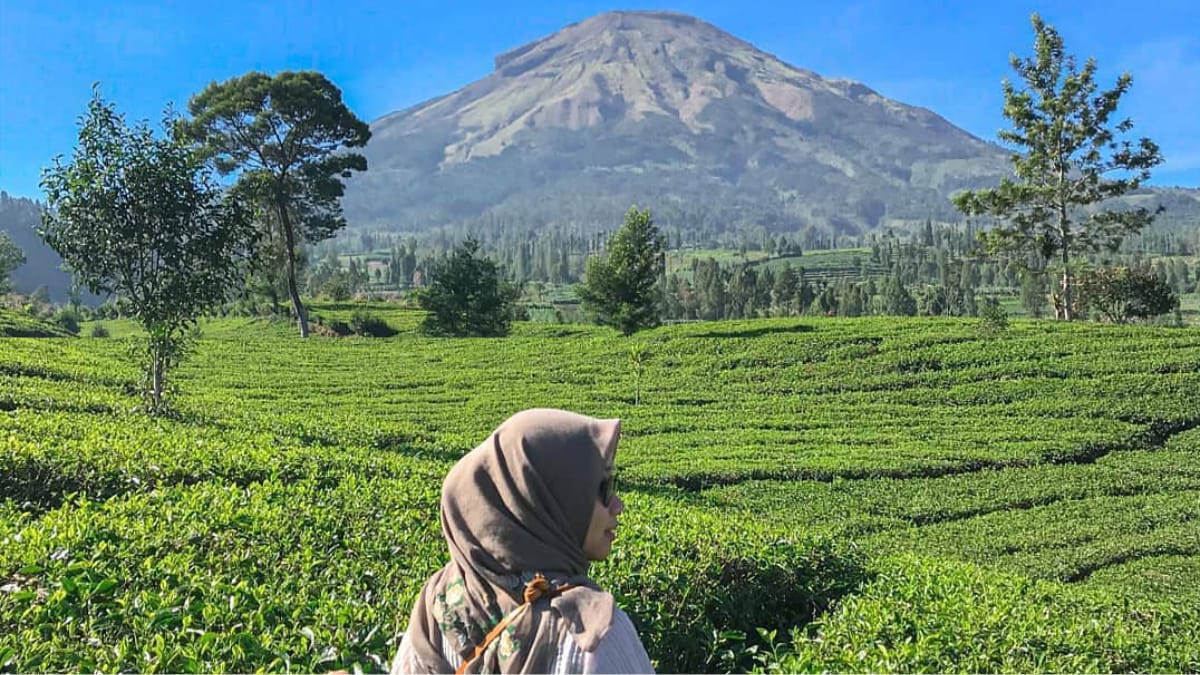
[2, 312, 1198, 672]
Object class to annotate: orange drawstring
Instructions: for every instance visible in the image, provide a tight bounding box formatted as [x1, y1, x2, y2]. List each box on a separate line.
[523, 573, 552, 603]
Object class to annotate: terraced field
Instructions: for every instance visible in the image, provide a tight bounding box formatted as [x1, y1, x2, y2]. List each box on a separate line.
[745, 248, 888, 283]
[2, 314, 1199, 672]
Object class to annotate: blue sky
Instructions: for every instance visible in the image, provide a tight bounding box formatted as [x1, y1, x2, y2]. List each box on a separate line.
[2, 0, 1198, 200]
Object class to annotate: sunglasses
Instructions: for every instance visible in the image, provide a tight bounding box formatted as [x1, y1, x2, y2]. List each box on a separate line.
[598, 473, 618, 507]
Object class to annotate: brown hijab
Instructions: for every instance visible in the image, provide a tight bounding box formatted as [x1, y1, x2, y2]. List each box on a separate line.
[404, 408, 622, 673]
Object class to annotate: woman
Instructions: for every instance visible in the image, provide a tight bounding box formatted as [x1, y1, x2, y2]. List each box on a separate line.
[392, 408, 654, 674]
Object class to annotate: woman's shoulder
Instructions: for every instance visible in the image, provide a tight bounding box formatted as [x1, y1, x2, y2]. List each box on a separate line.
[595, 606, 645, 651]
[581, 606, 654, 674]
[606, 606, 640, 639]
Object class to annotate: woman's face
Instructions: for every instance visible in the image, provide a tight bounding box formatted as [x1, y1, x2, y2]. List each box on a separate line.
[582, 471, 623, 561]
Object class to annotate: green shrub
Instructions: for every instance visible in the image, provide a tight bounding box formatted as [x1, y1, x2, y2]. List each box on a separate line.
[978, 296, 1009, 336]
[0, 476, 444, 673]
[51, 308, 83, 335]
[780, 554, 1200, 673]
[89, 323, 111, 338]
[593, 493, 867, 673]
[349, 310, 398, 338]
[0, 307, 74, 337]
[1077, 266, 1180, 324]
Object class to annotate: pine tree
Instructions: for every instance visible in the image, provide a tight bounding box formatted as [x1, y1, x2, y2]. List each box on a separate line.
[578, 207, 666, 335]
[952, 14, 1164, 320]
[883, 273, 917, 316]
[419, 238, 520, 337]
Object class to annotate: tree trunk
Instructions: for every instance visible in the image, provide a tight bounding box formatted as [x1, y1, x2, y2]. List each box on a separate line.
[278, 202, 309, 338]
[151, 348, 165, 411]
[1057, 163, 1072, 321]
[1060, 248, 1073, 321]
[268, 242, 283, 317]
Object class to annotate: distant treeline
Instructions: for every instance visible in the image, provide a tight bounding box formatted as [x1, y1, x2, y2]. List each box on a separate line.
[4, 185, 1198, 313]
[308, 216, 1198, 317]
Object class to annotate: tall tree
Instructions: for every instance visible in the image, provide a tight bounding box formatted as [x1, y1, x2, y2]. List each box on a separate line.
[771, 263, 799, 316]
[952, 14, 1164, 320]
[0, 231, 24, 294]
[578, 206, 666, 336]
[693, 258, 726, 320]
[181, 71, 370, 337]
[39, 88, 256, 411]
[727, 266, 757, 318]
[882, 273, 917, 316]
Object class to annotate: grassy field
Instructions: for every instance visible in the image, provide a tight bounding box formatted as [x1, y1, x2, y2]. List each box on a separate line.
[665, 248, 773, 275]
[2, 314, 1200, 672]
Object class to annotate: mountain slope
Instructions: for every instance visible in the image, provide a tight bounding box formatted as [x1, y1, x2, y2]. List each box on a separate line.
[0, 192, 87, 304]
[343, 10, 1016, 234]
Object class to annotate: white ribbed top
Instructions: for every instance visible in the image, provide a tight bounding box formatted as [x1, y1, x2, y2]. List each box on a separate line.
[391, 607, 655, 674]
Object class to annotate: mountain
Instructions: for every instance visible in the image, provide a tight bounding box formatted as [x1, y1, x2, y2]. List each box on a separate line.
[0, 192, 81, 303]
[342, 10, 1020, 235]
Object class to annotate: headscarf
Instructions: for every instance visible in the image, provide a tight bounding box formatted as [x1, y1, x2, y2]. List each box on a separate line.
[403, 408, 622, 673]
